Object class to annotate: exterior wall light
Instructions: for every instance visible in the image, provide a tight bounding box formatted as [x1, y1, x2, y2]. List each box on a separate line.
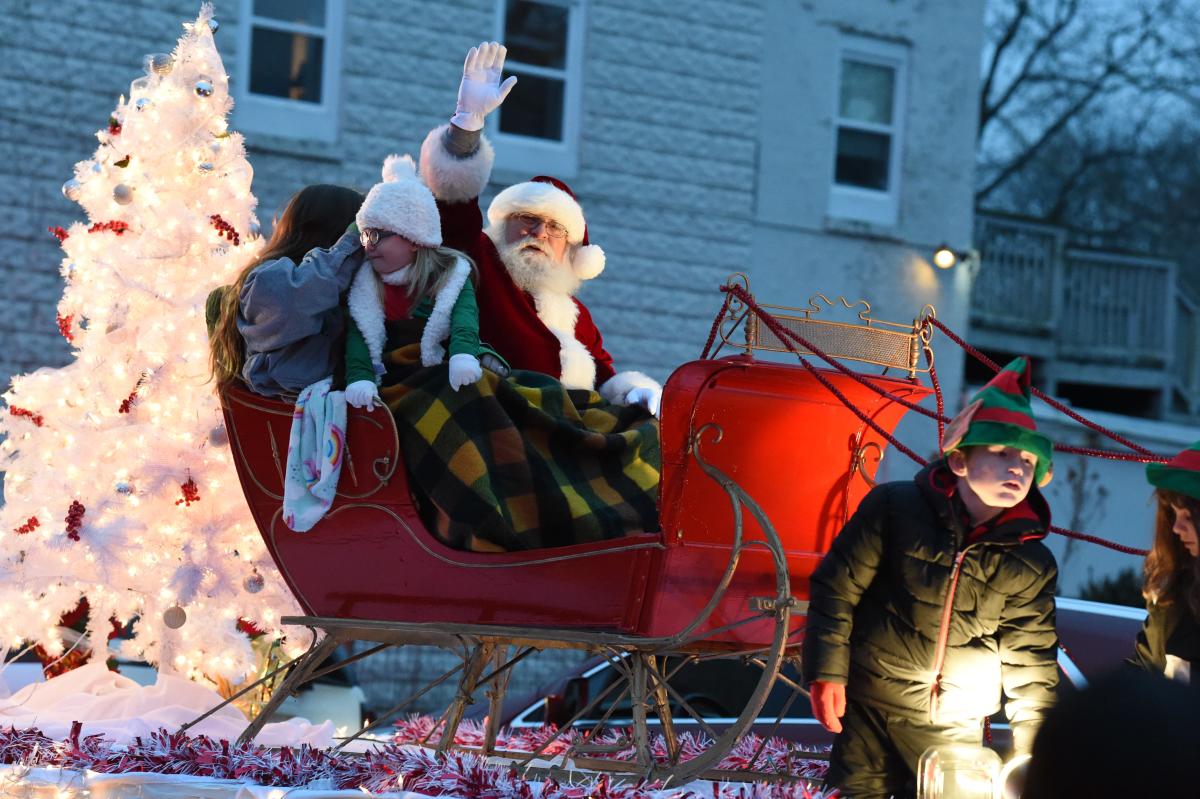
[932, 244, 981, 273]
[933, 243, 960, 269]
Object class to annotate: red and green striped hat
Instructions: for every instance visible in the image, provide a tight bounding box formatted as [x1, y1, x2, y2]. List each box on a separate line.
[941, 356, 1054, 486]
[1146, 443, 1200, 500]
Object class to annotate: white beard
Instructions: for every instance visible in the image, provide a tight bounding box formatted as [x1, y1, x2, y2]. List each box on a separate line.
[492, 233, 581, 297]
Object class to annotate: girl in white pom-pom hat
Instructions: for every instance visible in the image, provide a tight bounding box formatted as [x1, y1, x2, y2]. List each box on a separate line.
[342, 154, 499, 408]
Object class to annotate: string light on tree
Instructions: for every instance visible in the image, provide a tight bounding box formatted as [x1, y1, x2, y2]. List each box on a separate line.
[0, 3, 303, 684]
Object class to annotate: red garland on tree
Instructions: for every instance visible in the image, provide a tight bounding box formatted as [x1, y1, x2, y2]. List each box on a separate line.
[48, 226, 70, 242]
[64, 501, 85, 541]
[13, 517, 40, 535]
[176, 475, 201, 506]
[88, 220, 130, 236]
[8, 406, 45, 427]
[56, 313, 74, 343]
[209, 214, 241, 246]
[117, 371, 150, 414]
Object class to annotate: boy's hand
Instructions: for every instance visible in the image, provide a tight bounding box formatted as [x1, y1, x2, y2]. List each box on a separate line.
[810, 680, 846, 733]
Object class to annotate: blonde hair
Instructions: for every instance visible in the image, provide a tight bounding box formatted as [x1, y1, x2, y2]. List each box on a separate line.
[391, 245, 477, 303]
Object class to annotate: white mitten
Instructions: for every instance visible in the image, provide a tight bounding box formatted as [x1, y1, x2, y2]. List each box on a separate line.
[450, 41, 518, 132]
[448, 353, 483, 391]
[345, 380, 380, 410]
[625, 386, 662, 417]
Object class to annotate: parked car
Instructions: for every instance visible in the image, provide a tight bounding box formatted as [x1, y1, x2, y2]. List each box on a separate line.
[486, 597, 1147, 753]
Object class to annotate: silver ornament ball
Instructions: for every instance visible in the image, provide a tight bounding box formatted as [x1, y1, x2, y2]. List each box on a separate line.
[163, 605, 187, 629]
[90, 161, 102, 175]
[197, 161, 214, 174]
[248, 221, 262, 240]
[114, 481, 134, 495]
[207, 18, 220, 34]
[134, 97, 152, 112]
[194, 80, 214, 98]
[147, 52, 174, 75]
[208, 424, 229, 447]
[62, 178, 82, 202]
[243, 572, 265, 594]
[112, 184, 134, 205]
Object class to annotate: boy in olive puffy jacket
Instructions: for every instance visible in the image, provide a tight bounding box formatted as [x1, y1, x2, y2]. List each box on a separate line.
[802, 357, 1059, 799]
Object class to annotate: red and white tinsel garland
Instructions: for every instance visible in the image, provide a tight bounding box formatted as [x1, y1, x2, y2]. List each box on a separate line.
[0, 721, 835, 798]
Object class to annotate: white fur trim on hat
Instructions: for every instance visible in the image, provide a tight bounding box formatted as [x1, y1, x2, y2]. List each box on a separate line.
[487, 182, 587, 244]
[419, 124, 496, 203]
[599, 371, 661, 405]
[356, 154, 442, 248]
[572, 243, 605, 280]
[420, 256, 472, 367]
[531, 291, 596, 390]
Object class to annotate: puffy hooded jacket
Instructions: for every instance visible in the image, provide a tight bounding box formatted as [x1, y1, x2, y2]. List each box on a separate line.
[802, 460, 1059, 753]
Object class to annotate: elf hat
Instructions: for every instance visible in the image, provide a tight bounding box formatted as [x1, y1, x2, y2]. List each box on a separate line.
[487, 175, 605, 280]
[356, 155, 442, 248]
[941, 356, 1054, 487]
[1146, 442, 1200, 500]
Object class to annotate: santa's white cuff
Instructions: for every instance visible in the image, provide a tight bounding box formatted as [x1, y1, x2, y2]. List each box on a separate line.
[600, 371, 661, 405]
[419, 123, 495, 203]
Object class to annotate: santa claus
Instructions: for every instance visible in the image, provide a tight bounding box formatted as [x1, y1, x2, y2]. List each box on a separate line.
[417, 42, 662, 415]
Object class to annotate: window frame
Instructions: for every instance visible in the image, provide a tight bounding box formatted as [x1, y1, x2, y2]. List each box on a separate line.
[827, 34, 908, 228]
[233, 0, 345, 143]
[489, 0, 586, 178]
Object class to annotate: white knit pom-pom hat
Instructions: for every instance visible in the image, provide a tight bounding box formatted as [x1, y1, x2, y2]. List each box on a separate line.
[356, 154, 442, 248]
[487, 175, 605, 280]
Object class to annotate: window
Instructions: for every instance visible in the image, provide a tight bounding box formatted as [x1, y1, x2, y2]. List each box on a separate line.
[491, 0, 586, 177]
[234, 0, 345, 143]
[827, 35, 907, 227]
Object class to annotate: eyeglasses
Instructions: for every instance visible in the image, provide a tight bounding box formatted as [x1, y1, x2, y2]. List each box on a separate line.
[511, 213, 569, 240]
[361, 228, 400, 248]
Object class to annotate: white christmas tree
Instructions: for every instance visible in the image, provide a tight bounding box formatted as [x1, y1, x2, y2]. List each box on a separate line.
[0, 4, 305, 685]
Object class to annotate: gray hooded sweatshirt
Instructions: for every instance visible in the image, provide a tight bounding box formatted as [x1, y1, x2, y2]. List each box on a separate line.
[237, 230, 363, 396]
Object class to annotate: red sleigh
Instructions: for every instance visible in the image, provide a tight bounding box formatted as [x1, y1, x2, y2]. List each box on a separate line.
[211, 277, 932, 782]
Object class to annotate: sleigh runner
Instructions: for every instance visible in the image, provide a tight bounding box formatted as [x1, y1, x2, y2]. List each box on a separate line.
[207, 277, 932, 783]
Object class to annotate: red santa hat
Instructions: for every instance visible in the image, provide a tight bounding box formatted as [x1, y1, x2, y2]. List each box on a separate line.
[486, 176, 605, 280]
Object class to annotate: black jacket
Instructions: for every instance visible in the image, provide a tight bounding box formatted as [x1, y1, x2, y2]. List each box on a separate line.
[1129, 588, 1200, 683]
[802, 460, 1059, 753]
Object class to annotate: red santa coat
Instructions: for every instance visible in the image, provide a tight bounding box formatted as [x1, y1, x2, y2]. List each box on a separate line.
[436, 197, 615, 389]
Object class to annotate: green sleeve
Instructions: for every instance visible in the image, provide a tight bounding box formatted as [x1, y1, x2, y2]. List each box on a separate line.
[447, 278, 484, 358]
[344, 309, 377, 385]
[205, 286, 229, 337]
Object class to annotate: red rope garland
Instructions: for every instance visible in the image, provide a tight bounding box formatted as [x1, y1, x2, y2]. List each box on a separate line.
[707, 285, 1154, 558]
[925, 316, 1162, 460]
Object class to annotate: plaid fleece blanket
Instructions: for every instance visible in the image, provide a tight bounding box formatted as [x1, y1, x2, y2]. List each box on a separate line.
[378, 340, 661, 551]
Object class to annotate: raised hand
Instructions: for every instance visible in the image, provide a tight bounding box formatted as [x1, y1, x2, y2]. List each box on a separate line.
[451, 41, 518, 132]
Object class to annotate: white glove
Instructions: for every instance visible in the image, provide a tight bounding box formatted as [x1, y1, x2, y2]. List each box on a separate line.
[345, 380, 380, 410]
[450, 41, 518, 132]
[480, 352, 510, 377]
[448, 353, 483, 391]
[625, 386, 662, 417]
